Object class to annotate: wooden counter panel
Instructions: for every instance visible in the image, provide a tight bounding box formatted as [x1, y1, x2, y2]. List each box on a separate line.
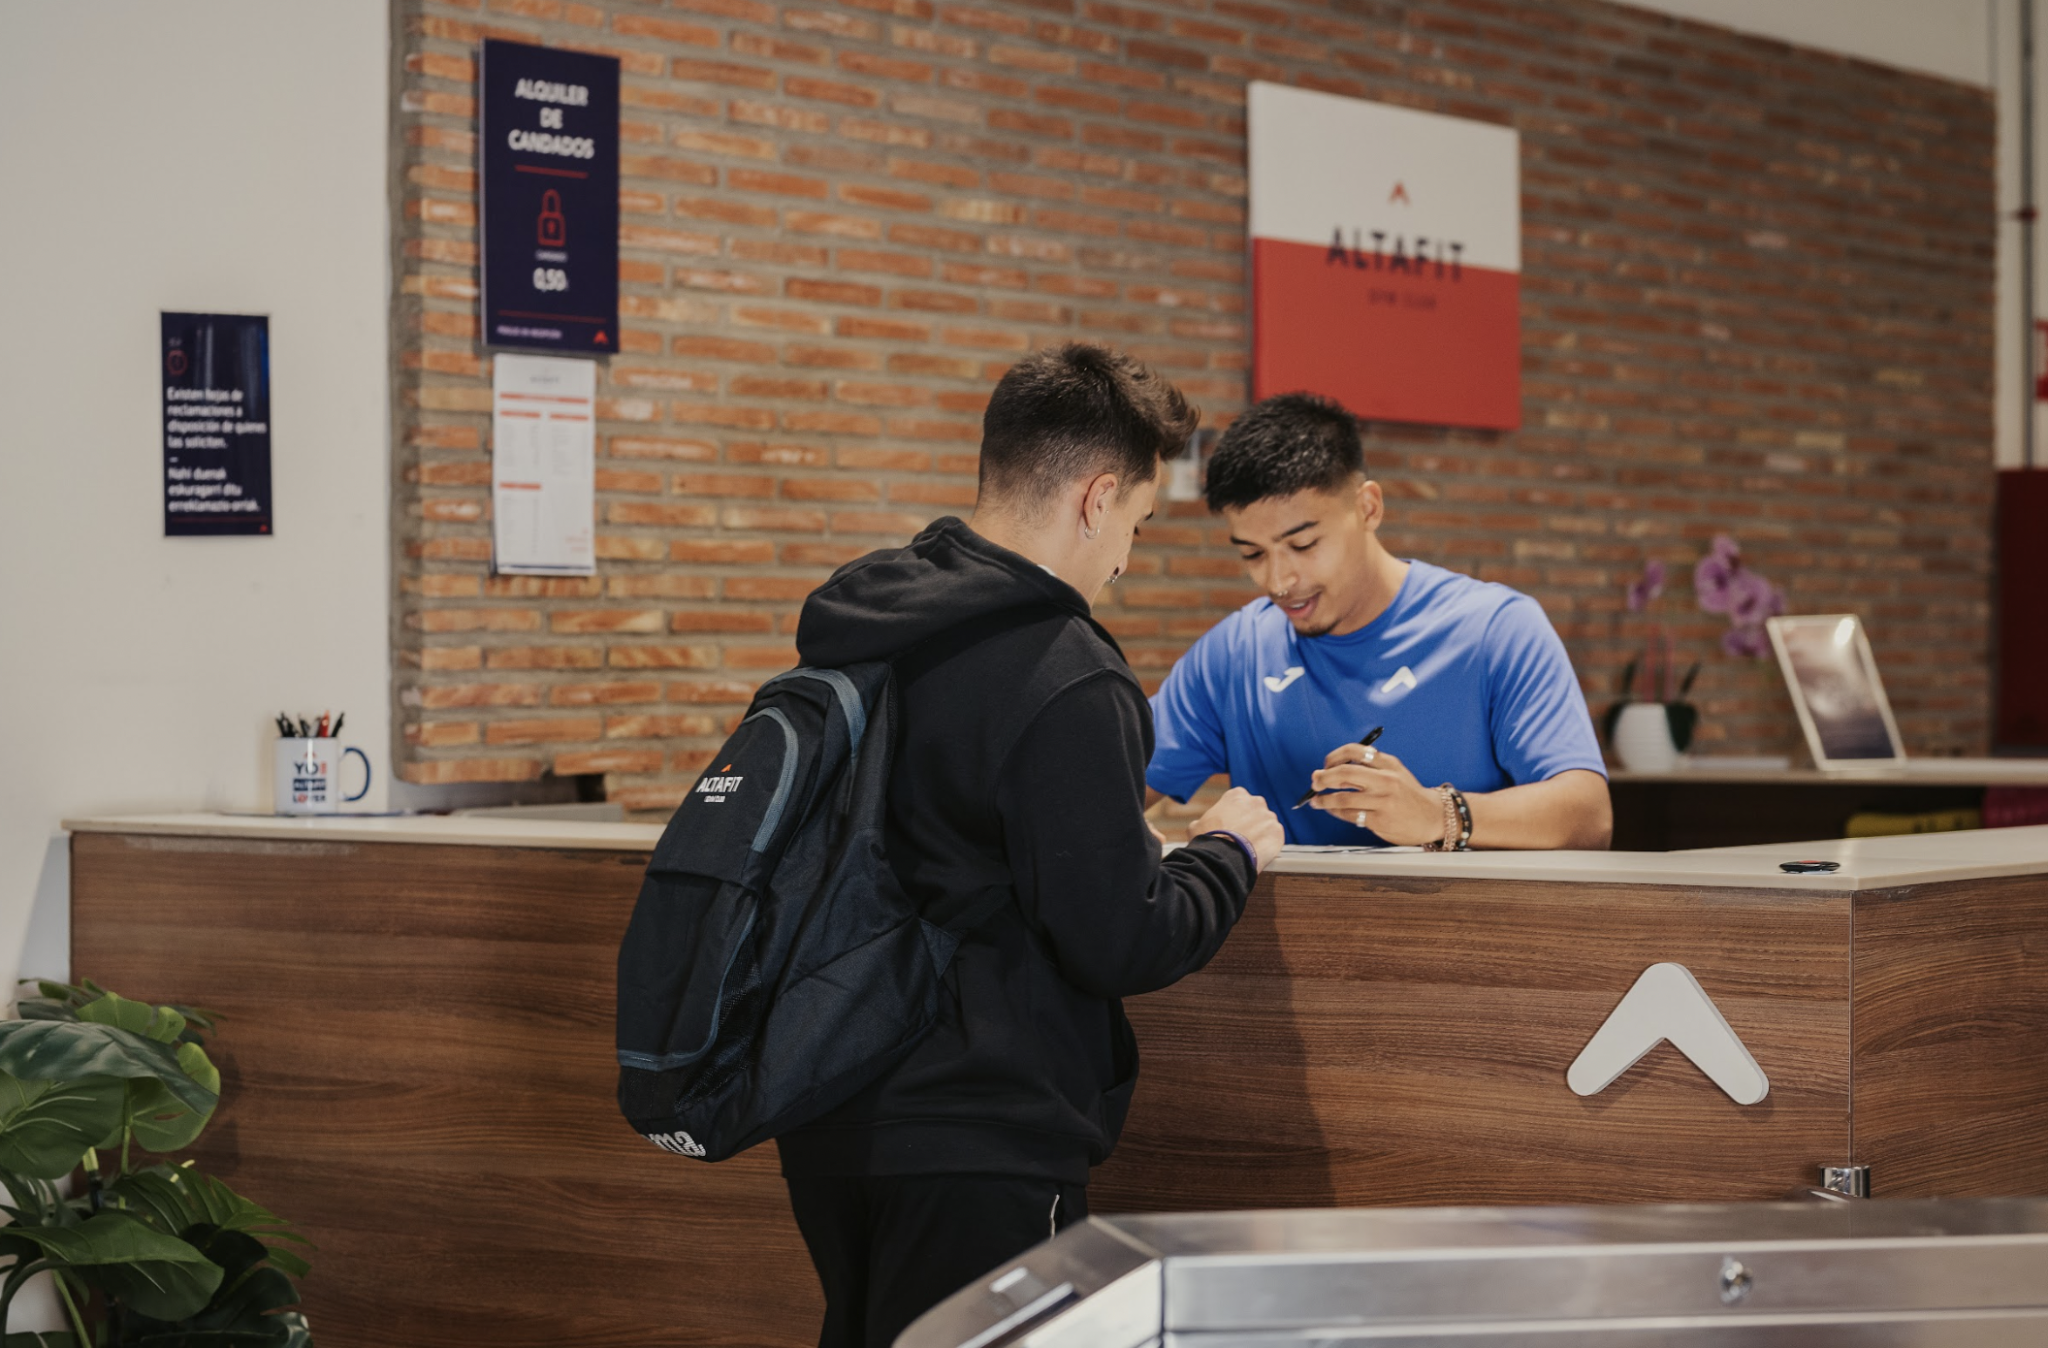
[1851, 874, 2048, 1198]
[70, 833, 818, 1348]
[1094, 874, 1852, 1210]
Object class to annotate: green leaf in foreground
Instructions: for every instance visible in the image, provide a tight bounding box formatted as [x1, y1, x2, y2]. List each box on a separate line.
[0, 1023, 216, 1119]
[17, 982, 217, 1048]
[0, 1073, 124, 1179]
[126, 1042, 221, 1155]
[109, 1166, 314, 1281]
[76, 994, 187, 1048]
[8, 1212, 221, 1321]
[118, 1224, 301, 1345]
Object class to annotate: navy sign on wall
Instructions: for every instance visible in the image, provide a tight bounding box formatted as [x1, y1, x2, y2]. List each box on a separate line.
[479, 39, 620, 354]
[161, 312, 272, 536]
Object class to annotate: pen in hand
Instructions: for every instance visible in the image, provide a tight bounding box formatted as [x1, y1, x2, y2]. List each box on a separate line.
[1292, 726, 1385, 809]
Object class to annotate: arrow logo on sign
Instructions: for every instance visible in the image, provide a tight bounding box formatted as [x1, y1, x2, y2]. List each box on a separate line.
[1566, 963, 1769, 1105]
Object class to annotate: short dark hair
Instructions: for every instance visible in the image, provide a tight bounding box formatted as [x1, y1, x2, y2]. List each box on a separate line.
[979, 343, 1198, 510]
[1203, 393, 1364, 512]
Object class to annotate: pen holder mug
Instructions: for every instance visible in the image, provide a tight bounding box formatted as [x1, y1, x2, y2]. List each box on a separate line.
[273, 738, 372, 815]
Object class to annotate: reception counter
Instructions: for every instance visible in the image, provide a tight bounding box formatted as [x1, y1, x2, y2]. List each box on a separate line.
[63, 814, 2048, 1348]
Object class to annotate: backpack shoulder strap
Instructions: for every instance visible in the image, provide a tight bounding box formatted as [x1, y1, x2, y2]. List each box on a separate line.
[759, 667, 868, 758]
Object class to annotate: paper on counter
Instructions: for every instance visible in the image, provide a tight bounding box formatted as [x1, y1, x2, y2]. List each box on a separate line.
[1278, 843, 1415, 854]
[491, 353, 596, 575]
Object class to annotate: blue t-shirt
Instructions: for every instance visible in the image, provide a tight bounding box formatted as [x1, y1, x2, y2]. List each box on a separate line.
[1147, 561, 1607, 845]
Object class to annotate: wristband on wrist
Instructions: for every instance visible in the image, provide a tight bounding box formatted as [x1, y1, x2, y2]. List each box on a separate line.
[1449, 787, 1473, 850]
[1194, 829, 1261, 873]
[1422, 784, 1474, 852]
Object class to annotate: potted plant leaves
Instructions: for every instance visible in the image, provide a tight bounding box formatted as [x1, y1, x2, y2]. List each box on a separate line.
[0, 978, 313, 1346]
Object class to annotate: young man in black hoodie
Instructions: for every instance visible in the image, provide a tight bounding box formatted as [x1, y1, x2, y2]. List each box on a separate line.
[782, 343, 1284, 1347]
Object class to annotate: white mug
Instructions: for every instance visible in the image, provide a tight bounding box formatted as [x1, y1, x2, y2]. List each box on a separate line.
[273, 737, 372, 815]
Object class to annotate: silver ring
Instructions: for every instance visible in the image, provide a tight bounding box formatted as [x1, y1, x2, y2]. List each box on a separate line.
[1354, 811, 1366, 828]
[1360, 747, 1378, 764]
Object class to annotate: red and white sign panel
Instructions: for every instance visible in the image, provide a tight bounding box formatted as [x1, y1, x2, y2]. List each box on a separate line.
[1250, 83, 1521, 430]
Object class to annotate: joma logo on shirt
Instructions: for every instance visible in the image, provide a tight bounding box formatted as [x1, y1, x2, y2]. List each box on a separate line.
[1262, 666, 1305, 693]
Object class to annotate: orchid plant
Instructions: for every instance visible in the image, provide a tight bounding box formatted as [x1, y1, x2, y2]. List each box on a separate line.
[1694, 533, 1786, 659]
[1604, 535, 1786, 754]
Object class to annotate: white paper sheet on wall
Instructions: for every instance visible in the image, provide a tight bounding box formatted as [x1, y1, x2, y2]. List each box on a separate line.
[491, 353, 596, 575]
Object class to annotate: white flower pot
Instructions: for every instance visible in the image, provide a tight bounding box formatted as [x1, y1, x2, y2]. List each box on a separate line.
[1614, 702, 1679, 773]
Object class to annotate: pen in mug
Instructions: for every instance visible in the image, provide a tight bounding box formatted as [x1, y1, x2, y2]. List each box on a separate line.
[1292, 725, 1385, 810]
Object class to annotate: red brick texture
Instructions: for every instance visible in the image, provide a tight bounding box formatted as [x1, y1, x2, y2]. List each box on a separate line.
[393, 0, 1995, 809]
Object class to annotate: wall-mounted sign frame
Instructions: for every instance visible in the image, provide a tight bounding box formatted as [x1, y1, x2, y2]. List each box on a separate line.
[161, 312, 272, 536]
[1248, 83, 1521, 430]
[479, 39, 619, 355]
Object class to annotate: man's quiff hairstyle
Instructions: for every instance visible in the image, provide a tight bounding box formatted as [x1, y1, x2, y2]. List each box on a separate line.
[978, 343, 1199, 511]
[1203, 392, 1365, 513]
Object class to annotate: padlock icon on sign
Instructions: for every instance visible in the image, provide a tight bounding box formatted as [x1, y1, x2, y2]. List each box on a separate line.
[537, 190, 567, 247]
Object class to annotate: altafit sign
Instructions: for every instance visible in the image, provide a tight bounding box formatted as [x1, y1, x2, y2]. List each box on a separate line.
[1247, 83, 1521, 430]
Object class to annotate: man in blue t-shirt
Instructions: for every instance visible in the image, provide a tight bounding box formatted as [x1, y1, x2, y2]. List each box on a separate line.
[1146, 393, 1612, 850]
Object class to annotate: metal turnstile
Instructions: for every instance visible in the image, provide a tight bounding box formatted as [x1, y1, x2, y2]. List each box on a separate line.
[897, 1200, 2048, 1346]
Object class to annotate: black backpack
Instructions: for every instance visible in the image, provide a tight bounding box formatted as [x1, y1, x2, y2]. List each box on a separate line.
[615, 661, 989, 1161]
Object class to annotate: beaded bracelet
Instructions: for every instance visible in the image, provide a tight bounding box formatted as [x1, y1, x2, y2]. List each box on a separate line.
[1422, 784, 1473, 852]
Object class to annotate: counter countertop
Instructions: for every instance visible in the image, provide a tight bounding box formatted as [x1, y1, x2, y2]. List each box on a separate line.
[1611, 756, 2048, 786]
[63, 812, 2048, 893]
[64, 811, 664, 853]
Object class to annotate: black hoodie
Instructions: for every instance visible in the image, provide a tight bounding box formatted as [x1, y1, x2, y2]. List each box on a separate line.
[775, 516, 1256, 1184]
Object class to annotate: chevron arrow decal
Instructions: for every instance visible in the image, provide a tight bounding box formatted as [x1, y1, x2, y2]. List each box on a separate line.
[1566, 962, 1769, 1105]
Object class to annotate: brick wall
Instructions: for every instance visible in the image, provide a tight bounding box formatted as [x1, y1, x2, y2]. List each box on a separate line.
[392, 0, 1996, 811]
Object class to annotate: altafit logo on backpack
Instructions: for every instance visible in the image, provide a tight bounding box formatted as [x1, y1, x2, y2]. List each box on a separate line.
[695, 765, 744, 802]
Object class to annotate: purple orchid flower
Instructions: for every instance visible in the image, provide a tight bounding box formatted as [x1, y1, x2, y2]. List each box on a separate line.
[1726, 570, 1784, 627]
[1626, 559, 1666, 612]
[1723, 623, 1771, 659]
[1695, 548, 1738, 614]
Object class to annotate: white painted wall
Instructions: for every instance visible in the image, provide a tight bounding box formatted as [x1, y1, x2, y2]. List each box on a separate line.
[0, 4, 392, 1003]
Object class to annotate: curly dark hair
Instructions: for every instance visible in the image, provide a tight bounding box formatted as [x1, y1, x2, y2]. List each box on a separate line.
[978, 342, 1198, 512]
[1203, 392, 1364, 513]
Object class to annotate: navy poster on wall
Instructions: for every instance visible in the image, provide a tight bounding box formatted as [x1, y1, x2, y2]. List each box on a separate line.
[479, 40, 620, 354]
[161, 313, 272, 537]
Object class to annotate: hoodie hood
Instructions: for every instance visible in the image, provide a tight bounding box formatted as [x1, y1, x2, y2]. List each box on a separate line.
[796, 517, 1102, 668]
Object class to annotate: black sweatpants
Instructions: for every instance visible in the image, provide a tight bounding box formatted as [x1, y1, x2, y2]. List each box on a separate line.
[784, 1174, 1089, 1348]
